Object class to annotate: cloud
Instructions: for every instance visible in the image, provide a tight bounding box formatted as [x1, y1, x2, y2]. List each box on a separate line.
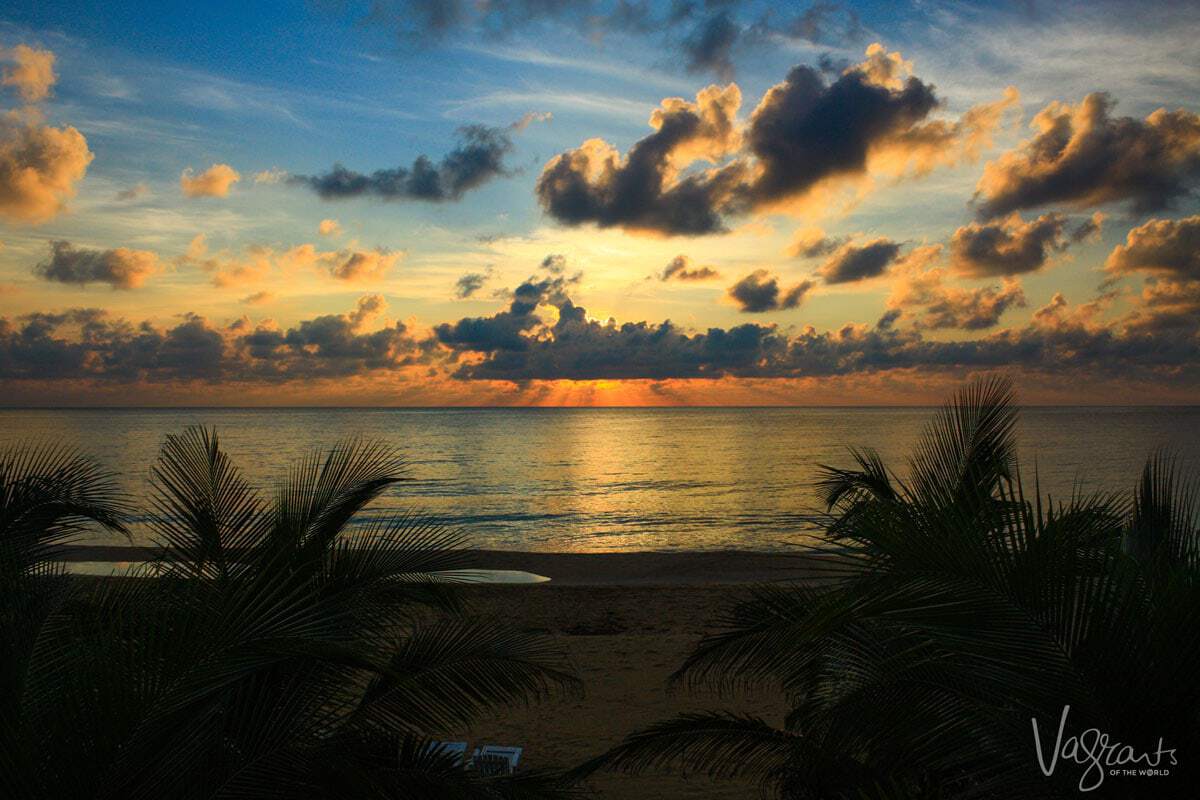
[537, 45, 1011, 235]
[511, 110, 552, 131]
[253, 167, 287, 184]
[328, 248, 399, 281]
[660, 255, 719, 282]
[429, 281, 1197, 384]
[817, 238, 902, 283]
[436, 271, 580, 352]
[241, 291, 274, 305]
[318, 218, 342, 236]
[114, 182, 149, 202]
[949, 212, 1071, 277]
[291, 124, 514, 202]
[180, 163, 241, 198]
[973, 93, 1200, 218]
[727, 270, 813, 312]
[1105, 215, 1200, 281]
[34, 240, 160, 289]
[2, 45, 56, 103]
[787, 227, 845, 258]
[1070, 211, 1106, 243]
[349, 1, 863, 79]
[6, 287, 1198, 390]
[348, 293, 387, 326]
[180, 235, 271, 287]
[0, 119, 93, 224]
[0, 298, 428, 385]
[455, 269, 492, 298]
[886, 261, 1026, 331]
[535, 81, 744, 235]
[1123, 278, 1200, 337]
[179, 237, 401, 286]
[540, 253, 567, 274]
[682, 11, 739, 81]
[0, 49, 93, 228]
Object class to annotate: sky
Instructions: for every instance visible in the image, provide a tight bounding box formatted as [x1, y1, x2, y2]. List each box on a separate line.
[0, 0, 1198, 406]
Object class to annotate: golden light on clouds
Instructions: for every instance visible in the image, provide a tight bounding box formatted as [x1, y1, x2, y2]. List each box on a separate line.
[180, 163, 241, 198]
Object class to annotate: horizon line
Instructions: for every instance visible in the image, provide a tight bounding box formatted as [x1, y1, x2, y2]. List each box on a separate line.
[3, 404, 1199, 411]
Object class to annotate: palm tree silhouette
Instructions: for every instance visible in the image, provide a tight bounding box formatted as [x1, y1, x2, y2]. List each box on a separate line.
[576, 378, 1198, 798]
[1, 427, 580, 799]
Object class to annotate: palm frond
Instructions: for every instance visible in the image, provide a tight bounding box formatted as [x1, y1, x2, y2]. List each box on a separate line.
[148, 427, 269, 580]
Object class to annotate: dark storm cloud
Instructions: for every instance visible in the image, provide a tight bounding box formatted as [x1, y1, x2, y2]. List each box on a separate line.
[950, 213, 1069, 277]
[660, 255, 720, 281]
[817, 239, 902, 283]
[974, 93, 1200, 219]
[34, 240, 159, 289]
[536, 49, 946, 235]
[0, 298, 426, 384]
[291, 124, 513, 202]
[727, 270, 813, 312]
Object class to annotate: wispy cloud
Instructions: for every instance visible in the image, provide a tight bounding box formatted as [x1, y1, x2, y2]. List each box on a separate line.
[445, 87, 650, 120]
[463, 42, 695, 93]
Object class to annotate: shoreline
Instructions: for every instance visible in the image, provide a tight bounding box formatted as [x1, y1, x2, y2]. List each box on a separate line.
[59, 546, 839, 586]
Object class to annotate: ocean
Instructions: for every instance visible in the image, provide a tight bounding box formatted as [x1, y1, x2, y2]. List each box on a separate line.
[3, 406, 1198, 552]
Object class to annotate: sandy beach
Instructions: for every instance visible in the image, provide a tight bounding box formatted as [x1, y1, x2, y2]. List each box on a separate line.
[64, 547, 812, 797]
[452, 581, 792, 798]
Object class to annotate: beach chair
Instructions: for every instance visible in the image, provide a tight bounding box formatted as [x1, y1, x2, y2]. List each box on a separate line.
[470, 744, 522, 775]
[422, 740, 468, 767]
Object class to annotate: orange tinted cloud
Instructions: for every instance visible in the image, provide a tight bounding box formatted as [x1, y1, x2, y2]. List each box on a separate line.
[35, 240, 160, 289]
[180, 163, 241, 198]
[0, 117, 93, 224]
[1105, 215, 1200, 280]
[537, 45, 1013, 236]
[950, 213, 1070, 277]
[974, 94, 1200, 218]
[1, 45, 56, 103]
[328, 249, 400, 281]
[886, 255, 1025, 331]
[180, 236, 401, 286]
[241, 291, 275, 305]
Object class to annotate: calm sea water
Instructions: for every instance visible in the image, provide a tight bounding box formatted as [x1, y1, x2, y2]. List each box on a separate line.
[2, 407, 1198, 552]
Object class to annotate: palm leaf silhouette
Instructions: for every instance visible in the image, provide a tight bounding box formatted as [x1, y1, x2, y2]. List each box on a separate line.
[3, 427, 581, 799]
[577, 378, 1199, 798]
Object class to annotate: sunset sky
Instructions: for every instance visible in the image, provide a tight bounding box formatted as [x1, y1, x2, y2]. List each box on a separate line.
[1, 1, 1198, 405]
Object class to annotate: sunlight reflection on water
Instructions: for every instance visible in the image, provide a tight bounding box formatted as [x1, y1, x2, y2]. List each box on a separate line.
[7, 406, 1199, 552]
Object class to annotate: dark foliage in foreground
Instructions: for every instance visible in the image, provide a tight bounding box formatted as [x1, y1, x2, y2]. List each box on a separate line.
[0, 428, 579, 799]
[576, 378, 1199, 798]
